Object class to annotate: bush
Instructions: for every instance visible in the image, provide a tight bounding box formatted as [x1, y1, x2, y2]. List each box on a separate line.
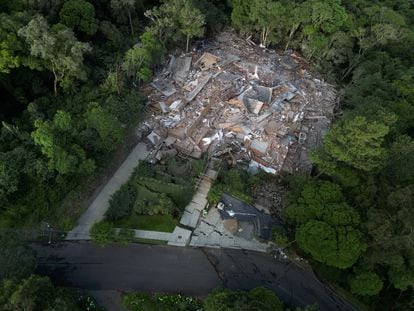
[90, 221, 116, 246]
[204, 287, 283, 311]
[133, 160, 156, 178]
[349, 271, 383, 296]
[136, 177, 193, 208]
[106, 184, 135, 220]
[123, 292, 202, 311]
[116, 228, 135, 245]
[134, 191, 176, 216]
[207, 168, 255, 205]
[272, 227, 289, 248]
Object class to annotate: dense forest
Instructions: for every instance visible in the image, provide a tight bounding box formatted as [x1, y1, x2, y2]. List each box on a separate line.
[0, 0, 413, 310]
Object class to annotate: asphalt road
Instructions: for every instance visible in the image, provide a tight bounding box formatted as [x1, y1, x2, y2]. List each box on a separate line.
[33, 242, 357, 311]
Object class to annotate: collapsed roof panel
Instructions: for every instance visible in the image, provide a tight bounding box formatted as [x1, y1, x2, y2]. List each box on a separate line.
[168, 55, 192, 85]
[145, 31, 337, 174]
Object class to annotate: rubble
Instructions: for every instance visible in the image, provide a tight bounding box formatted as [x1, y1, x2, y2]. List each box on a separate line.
[144, 30, 337, 174]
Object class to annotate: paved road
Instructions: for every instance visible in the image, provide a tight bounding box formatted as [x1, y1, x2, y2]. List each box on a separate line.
[66, 143, 150, 240]
[33, 242, 357, 311]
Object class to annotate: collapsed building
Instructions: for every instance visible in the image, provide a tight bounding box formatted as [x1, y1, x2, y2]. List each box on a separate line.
[142, 31, 337, 174]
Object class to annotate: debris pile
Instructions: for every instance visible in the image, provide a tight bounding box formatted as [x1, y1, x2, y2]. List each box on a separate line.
[144, 31, 337, 174]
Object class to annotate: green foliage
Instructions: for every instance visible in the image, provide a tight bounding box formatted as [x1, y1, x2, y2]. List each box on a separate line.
[0, 275, 78, 311]
[90, 221, 116, 246]
[103, 91, 145, 125]
[32, 110, 96, 175]
[135, 177, 192, 210]
[116, 228, 135, 245]
[122, 31, 164, 83]
[286, 180, 364, 269]
[296, 220, 364, 269]
[145, 0, 205, 51]
[204, 287, 283, 311]
[0, 13, 27, 73]
[207, 168, 256, 205]
[312, 116, 390, 175]
[133, 187, 176, 216]
[18, 15, 91, 93]
[0, 231, 36, 280]
[110, 0, 137, 35]
[85, 102, 123, 151]
[123, 292, 202, 311]
[284, 181, 360, 226]
[106, 184, 136, 221]
[349, 271, 383, 296]
[364, 184, 414, 290]
[59, 0, 98, 35]
[272, 227, 289, 248]
[383, 135, 414, 185]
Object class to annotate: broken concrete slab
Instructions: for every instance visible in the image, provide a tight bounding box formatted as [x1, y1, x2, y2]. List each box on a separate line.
[168, 55, 192, 85]
[185, 74, 212, 102]
[245, 98, 264, 115]
[180, 208, 201, 228]
[151, 78, 176, 97]
[147, 131, 162, 146]
[170, 99, 184, 111]
[250, 140, 269, 156]
[167, 226, 192, 247]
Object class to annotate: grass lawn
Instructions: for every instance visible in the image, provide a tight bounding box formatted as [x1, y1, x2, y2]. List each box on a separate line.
[113, 214, 177, 232]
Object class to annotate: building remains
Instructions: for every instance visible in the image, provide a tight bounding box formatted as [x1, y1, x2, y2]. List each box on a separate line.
[143, 31, 337, 174]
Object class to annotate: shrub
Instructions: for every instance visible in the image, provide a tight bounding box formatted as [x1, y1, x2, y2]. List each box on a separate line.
[106, 184, 135, 220]
[123, 292, 202, 311]
[133, 160, 156, 179]
[116, 228, 135, 245]
[349, 271, 383, 296]
[134, 192, 176, 216]
[136, 177, 193, 208]
[272, 227, 289, 248]
[90, 221, 116, 246]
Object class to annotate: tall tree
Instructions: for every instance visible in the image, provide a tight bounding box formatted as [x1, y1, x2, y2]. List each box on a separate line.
[250, 0, 286, 47]
[32, 110, 95, 175]
[296, 220, 364, 269]
[348, 270, 383, 296]
[285, 180, 364, 269]
[18, 15, 91, 94]
[59, 0, 98, 35]
[145, 0, 205, 51]
[122, 31, 164, 83]
[179, 0, 205, 52]
[110, 0, 136, 36]
[0, 231, 36, 280]
[84, 102, 123, 151]
[312, 116, 390, 182]
[0, 275, 78, 310]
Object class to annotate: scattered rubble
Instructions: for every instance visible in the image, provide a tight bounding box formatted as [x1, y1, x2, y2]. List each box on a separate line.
[143, 30, 337, 174]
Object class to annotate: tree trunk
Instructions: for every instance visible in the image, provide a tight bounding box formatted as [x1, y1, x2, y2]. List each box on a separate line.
[52, 69, 58, 95]
[186, 34, 190, 53]
[128, 9, 134, 36]
[285, 24, 300, 51]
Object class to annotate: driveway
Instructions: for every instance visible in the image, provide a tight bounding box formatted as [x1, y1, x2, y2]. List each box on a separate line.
[66, 143, 150, 240]
[33, 242, 357, 311]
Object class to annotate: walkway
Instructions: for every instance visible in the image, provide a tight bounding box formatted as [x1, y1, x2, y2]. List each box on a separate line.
[167, 159, 219, 247]
[66, 143, 150, 240]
